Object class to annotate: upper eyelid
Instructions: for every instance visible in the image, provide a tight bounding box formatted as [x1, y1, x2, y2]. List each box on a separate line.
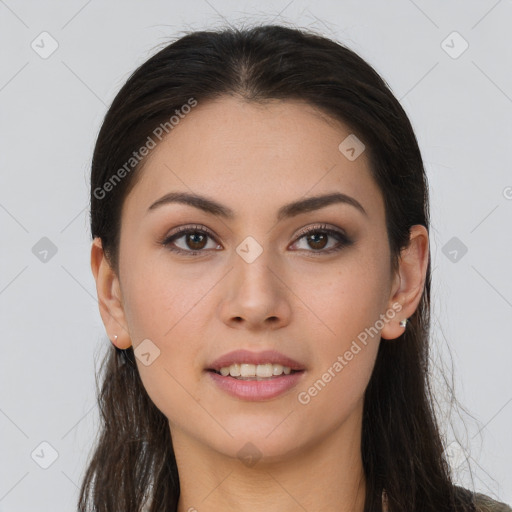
[163, 223, 348, 248]
[294, 223, 347, 239]
[165, 222, 345, 238]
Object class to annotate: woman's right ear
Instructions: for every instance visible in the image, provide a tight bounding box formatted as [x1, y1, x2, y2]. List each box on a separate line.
[90, 237, 132, 349]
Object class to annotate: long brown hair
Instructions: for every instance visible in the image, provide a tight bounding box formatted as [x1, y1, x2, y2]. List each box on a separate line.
[81, 24, 477, 511]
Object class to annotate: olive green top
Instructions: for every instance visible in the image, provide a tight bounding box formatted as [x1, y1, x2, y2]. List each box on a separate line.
[381, 489, 512, 511]
[473, 491, 512, 512]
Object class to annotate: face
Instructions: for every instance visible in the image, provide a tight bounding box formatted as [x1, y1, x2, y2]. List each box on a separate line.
[114, 96, 401, 463]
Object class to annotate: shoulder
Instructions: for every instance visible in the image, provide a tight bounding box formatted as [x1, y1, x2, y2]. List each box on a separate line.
[473, 491, 512, 512]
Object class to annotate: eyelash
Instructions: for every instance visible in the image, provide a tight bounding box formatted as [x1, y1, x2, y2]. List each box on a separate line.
[160, 223, 353, 257]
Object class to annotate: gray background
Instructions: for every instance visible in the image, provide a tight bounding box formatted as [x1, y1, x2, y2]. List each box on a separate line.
[1, 1, 511, 510]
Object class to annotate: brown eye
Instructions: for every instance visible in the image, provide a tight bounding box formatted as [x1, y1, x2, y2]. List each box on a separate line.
[184, 232, 208, 250]
[161, 225, 221, 255]
[291, 224, 353, 255]
[305, 232, 329, 250]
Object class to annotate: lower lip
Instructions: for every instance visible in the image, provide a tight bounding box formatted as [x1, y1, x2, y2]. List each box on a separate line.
[206, 370, 305, 401]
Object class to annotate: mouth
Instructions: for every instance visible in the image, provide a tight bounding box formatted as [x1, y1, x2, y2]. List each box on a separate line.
[206, 364, 304, 381]
[205, 349, 306, 400]
[206, 365, 306, 401]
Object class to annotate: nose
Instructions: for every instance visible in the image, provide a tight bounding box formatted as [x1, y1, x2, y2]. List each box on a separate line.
[218, 251, 292, 331]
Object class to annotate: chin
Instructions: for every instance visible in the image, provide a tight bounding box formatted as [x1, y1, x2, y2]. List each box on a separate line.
[207, 419, 308, 460]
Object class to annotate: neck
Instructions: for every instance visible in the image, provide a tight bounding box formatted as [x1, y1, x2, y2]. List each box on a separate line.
[172, 405, 367, 512]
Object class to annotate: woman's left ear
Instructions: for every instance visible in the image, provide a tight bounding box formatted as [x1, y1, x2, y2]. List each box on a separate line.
[380, 224, 429, 341]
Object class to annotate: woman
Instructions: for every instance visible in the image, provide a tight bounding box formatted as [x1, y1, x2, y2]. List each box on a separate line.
[81, 24, 511, 512]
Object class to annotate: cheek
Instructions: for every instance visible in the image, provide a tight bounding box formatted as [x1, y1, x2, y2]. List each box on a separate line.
[121, 248, 209, 343]
[290, 253, 390, 344]
[296, 291, 382, 423]
[299, 342, 378, 429]
[122, 265, 210, 422]
[120, 250, 214, 369]
[292, 252, 388, 407]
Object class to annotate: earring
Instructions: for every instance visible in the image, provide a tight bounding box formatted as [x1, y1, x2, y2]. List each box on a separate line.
[113, 335, 118, 343]
[399, 319, 408, 328]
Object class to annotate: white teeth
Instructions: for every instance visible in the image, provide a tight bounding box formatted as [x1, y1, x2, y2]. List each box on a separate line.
[229, 363, 241, 377]
[272, 364, 283, 375]
[240, 363, 255, 377]
[256, 364, 273, 378]
[217, 363, 294, 378]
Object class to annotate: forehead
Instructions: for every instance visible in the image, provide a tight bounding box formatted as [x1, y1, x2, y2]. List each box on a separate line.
[123, 96, 384, 221]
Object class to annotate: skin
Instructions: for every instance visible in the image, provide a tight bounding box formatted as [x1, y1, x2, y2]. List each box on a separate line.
[91, 96, 429, 512]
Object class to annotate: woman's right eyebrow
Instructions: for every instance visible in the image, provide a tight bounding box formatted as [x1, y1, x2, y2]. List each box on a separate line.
[146, 191, 368, 221]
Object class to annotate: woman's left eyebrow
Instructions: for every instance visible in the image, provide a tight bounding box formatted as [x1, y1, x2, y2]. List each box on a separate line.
[147, 191, 368, 220]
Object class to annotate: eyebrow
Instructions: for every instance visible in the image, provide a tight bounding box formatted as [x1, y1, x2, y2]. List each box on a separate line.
[147, 191, 368, 221]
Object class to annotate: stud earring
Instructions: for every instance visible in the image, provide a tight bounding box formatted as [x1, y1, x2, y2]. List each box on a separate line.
[399, 319, 408, 328]
[113, 335, 118, 343]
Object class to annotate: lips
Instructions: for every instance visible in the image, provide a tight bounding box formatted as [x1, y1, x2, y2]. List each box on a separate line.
[206, 349, 305, 372]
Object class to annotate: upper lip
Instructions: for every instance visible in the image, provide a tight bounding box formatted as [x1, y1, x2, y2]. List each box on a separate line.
[207, 349, 305, 371]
